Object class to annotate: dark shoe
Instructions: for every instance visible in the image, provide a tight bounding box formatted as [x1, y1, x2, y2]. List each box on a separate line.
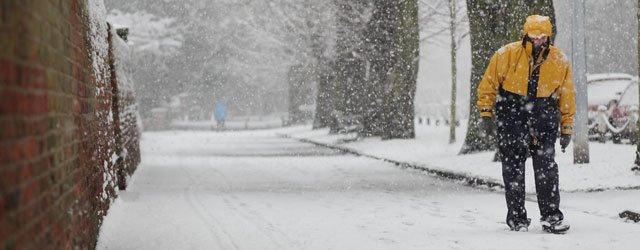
[507, 218, 531, 232]
[541, 215, 570, 234]
[619, 210, 640, 222]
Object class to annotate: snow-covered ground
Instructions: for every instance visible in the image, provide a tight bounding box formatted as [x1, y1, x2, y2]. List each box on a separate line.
[97, 127, 640, 250]
[170, 116, 286, 131]
[283, 122, 640, 193]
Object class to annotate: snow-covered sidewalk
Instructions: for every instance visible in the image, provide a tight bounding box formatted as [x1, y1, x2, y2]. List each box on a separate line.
[98, 129, 640, 250]
[170, 115, 287, 131]
[279, 123, 640, 193]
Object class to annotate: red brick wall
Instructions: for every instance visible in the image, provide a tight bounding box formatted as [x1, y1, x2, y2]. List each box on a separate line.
[108, 26, 141, 190]
[0, 1, 140, 249]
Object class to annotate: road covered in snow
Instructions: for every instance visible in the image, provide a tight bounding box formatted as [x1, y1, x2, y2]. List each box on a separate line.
[97, 129, 640, 250]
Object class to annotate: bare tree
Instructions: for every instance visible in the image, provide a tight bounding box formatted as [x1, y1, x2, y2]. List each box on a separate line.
[108, 0, 337, 120]
[420, 0, 469, 143]
[635, 0, 640, 168]
[445, 0, 469, 143]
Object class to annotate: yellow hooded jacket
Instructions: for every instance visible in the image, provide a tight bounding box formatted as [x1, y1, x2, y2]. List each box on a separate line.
[477, 15, 576, 135]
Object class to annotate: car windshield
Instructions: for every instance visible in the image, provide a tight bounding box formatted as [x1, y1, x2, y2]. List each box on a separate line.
[587, 79, 631, 106]
[618, 80, 639, 106]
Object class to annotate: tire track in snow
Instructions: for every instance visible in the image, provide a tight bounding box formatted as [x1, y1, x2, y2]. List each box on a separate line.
[205, 166, 301, 250]
[178, 162, 241, 250]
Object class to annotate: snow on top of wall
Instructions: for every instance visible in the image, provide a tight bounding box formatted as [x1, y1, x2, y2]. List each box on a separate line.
[87, 0, 109, 84]
[110, 27, 135, 93]
[87, 0, 120, 204]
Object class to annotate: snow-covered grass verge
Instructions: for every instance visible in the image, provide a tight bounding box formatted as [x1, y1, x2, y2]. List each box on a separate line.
[280, 122, 640, 193]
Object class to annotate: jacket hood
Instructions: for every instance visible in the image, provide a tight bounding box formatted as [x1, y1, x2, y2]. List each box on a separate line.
[523, 15, 552, 39]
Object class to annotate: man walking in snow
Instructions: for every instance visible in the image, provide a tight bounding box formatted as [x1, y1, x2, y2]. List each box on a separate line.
[477, 15, 574, 233]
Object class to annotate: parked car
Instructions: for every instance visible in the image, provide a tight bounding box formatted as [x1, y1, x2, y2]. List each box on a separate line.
[586, 73, 639, 143]
[615, 77, 639, 143]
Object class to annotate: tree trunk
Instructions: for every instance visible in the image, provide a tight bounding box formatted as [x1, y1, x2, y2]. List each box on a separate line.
[449, 0, 458, 144]
[381, 0, 419, 139]
[313, 60, 335, 129]
[635, 0, 640, 166]
[331, 0, 418, 139]
[362, 0, 394, 137]
[288, 65, 306, 124]
[460, 0, 555, 154]
[330, 2, 351, 133]
[329, 0, 369, 134]
[345, 56, 367, 117]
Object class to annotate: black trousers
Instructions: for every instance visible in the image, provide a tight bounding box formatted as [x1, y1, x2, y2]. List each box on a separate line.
[495, 89, 564, 224]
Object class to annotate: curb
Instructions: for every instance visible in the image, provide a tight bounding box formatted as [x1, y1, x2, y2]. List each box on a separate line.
[278, 134, 506, 190]
[280, 133, 640, 193]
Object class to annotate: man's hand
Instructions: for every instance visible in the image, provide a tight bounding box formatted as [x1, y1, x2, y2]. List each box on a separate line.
[560, 133, 571, 153]
[478, 117, 492, 137]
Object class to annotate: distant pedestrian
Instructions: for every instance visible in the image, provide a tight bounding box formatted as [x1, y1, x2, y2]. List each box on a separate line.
[477, 15, 575, 234]
[214, 100, 226, 130]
